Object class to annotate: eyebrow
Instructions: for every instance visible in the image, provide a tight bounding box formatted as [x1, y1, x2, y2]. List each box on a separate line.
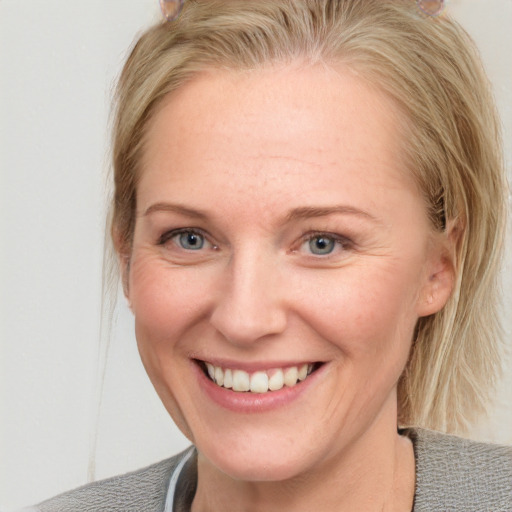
[143, 202, 380, 224]
[142, 202, 209, 219]
[285, 206, 380, 224]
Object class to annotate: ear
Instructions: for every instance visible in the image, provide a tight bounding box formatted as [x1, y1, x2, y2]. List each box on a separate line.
[416, 220, 461, 317]
[112, 227, 133, 309]
[119, 253, 132, 306]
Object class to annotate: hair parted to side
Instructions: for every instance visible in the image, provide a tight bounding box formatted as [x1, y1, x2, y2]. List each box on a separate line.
[111, 0, 507, 433]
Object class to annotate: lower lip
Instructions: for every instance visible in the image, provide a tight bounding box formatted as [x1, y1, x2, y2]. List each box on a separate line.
[193, 361, 323, 413]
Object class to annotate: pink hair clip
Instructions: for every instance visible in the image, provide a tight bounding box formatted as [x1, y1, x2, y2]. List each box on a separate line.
[159, 0, 186, 21]
[417, 0, 446, 17]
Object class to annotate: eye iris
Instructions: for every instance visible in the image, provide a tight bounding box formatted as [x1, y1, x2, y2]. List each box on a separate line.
[179, 232, 204, 250]
[309, 236, 335, 255]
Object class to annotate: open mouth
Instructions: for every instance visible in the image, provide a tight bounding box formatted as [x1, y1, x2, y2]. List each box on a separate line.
[198, 360, 322, 394]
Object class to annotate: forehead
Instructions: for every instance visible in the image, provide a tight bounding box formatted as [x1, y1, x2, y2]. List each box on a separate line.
[139, 64, 418, 215]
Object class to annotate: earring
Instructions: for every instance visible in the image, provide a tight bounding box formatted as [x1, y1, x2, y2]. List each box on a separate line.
[159, 0, 186, 22]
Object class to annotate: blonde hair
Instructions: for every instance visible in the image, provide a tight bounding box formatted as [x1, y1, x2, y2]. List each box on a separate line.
[111, 0, 507, 433]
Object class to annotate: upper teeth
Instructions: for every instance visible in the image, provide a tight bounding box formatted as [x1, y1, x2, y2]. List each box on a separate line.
[205, 363, 313, 393]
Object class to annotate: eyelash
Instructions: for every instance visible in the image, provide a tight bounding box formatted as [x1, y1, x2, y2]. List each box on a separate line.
[158, 228, 214, 250]
[297, 231, 353, 256]
[157, 228, 353, 256]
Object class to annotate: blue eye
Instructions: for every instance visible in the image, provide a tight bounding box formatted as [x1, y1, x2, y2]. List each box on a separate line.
[308, 235, 336, 255]
[175, 231, 205, 250]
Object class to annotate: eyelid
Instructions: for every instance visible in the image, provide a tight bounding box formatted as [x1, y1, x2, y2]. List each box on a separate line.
[158, 227, 216, 249]
[157, 227, 352, 255]
[297, 231, 353, 255]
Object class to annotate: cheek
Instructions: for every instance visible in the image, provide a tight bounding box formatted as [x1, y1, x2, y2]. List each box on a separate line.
[128, 256, 214, 439]
[283, 262, 423, 431]
[129, 255, 212, 345]
[289, 261, 422, 359]
[128, 255, 210, 402]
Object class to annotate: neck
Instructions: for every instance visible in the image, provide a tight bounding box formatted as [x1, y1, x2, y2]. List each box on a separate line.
[191, 410, 415, 512]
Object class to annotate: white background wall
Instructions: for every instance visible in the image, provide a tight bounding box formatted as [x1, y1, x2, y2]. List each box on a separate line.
[1, 0, 511, 509]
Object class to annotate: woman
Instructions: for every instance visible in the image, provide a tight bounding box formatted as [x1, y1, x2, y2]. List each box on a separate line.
[26, 0, 511, 510]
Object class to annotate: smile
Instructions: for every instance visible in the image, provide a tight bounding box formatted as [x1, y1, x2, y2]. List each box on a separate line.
[201, 362, 317, 393]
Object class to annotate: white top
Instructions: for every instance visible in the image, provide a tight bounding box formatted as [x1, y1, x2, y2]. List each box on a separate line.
[163, 447, 195, 512]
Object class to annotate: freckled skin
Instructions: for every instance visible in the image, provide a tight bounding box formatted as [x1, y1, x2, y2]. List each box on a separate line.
[126, 64, 454, 511]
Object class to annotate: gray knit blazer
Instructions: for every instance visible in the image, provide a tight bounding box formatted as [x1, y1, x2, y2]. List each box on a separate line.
[25, 429, 512, 512]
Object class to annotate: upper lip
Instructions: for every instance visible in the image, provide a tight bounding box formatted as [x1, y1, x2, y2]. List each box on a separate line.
[193, 358, 323, 372]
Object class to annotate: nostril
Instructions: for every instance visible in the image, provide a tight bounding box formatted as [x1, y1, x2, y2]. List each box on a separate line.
[209, 261, 288, 345]
[209, 295, 288, 346]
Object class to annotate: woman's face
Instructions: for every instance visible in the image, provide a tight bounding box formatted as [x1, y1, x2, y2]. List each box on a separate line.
[127, 65, 453, 481]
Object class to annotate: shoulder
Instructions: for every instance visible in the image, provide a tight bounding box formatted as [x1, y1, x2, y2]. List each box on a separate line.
[406, 428, 512, 512]
[29, 448, 193, 512]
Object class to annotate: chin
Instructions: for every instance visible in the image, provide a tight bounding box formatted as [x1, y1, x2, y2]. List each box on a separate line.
[197, 433, 321, 482]
[211, 455, 308, 482]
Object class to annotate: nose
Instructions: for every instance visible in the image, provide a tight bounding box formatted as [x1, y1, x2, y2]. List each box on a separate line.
[209, 249, 288, 346]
